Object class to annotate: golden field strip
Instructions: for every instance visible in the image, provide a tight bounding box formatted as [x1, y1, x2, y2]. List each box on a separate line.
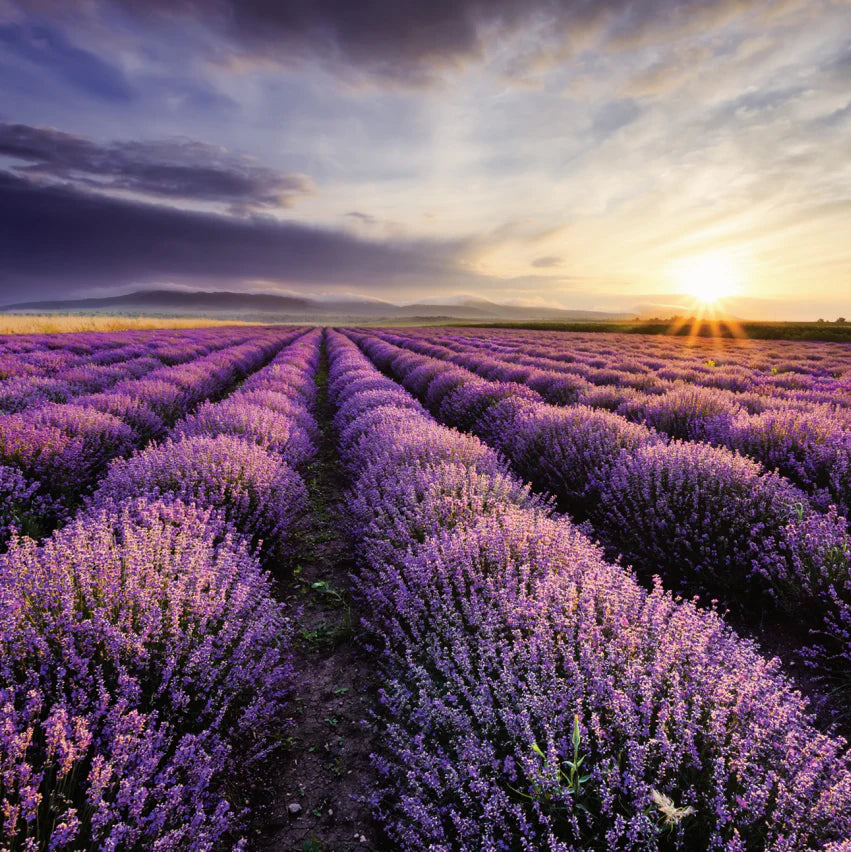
[0, 314, 262, 334]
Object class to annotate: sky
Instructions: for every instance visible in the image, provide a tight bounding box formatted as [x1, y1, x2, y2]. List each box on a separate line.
[1, 0, 849, 319]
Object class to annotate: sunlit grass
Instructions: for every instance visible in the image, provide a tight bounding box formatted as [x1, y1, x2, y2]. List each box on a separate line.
[0, 314, 262, 334]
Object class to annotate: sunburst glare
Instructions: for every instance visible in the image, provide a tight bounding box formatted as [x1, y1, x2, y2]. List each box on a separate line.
[673, 254, 742, 305]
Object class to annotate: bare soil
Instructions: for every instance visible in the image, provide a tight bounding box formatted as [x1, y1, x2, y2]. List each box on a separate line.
[247, 345, 385, 852]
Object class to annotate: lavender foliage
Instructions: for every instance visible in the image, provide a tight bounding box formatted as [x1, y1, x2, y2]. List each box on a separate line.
[353, 329, 851, 686]
[327, 329, 851, 851]
[0, 498, 293, 850]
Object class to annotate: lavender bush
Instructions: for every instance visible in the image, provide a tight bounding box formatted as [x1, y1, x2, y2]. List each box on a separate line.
[349, 458, 548, 566]
[365, 509, 851, 851]
[721, 408, 851, 516]
[0, 330, 300, 544]
[437, 379, 541, 433]
[353, 330, 851, 687]
[618, 383, 744, 441]
[363, 327, 851, 512]
[328, 329, 851, 851]
[0, 498, 293, 850]
[0, 464, 63, 540]
[173, 399, 316, 470]
[593, 441, 807, 601]
[486, 400, 663, 514]
[0, 405, 136, 503]
[92, 435, 308, 560]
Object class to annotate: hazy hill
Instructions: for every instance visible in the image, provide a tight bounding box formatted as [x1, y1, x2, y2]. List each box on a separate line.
[3, 289, 633, 324]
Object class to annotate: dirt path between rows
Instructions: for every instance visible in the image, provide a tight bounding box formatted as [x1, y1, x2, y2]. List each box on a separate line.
[249, 338, 385, 852]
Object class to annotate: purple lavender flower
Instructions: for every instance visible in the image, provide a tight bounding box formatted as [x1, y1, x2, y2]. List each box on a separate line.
[594, 440, 806, 601]
[92, 435, 309, 560]
[173, 399, 316, 470]
[327, 328, 851, 850]
[0, 497, 293, 850]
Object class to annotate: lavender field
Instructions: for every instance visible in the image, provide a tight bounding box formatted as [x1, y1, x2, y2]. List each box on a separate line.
[2, 324, 851, 851]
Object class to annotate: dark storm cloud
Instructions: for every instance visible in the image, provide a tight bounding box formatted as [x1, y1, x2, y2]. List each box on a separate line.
[0, 22, 135, 101]
[0, 124, 314, 213]
[0, 171, 471, 299]
[115, 0, 517, 83]
[12, 0, 773, 83]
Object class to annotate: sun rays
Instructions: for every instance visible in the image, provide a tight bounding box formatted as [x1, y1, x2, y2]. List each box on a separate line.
[667, 252, 748, 341]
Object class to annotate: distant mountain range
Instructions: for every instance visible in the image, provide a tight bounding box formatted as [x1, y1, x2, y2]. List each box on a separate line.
[2, 289, 634, 323]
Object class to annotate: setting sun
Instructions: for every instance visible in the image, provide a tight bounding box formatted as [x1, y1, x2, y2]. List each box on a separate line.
[673, 254, 742, 304]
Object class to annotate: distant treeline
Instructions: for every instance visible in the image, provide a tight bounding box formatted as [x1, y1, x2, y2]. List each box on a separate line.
[456, 319, 851, 343]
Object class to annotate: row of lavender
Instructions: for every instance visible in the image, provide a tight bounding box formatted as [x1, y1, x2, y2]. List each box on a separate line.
[0, 328, 195, 376]
[365, 328, 851, 516]
[1, 329, 322, 850]
[0, 328, 299, 544]
[349, 331, 851, 695]
[419, 327, 851, 415]
[386, 327, 851, 412]
[0, 327, 265, 414]
[433, 327, 851, 397]
[327, 329, 851, 850]
[92, 327, 321, 560]
[0, 327, 226, 356]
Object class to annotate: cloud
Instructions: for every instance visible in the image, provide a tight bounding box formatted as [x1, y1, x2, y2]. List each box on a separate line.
[345, 210, 379, 225]
[591, 97, 641, 138]
[2, 0, 846, 318]
[8, 0, 781, 85]
[0, 123, 315, 213]
[620, 45, 716, 97]
[0, 22, 135, 101]
[531, 255, 563, 268]
[0, 170, 475, 299]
